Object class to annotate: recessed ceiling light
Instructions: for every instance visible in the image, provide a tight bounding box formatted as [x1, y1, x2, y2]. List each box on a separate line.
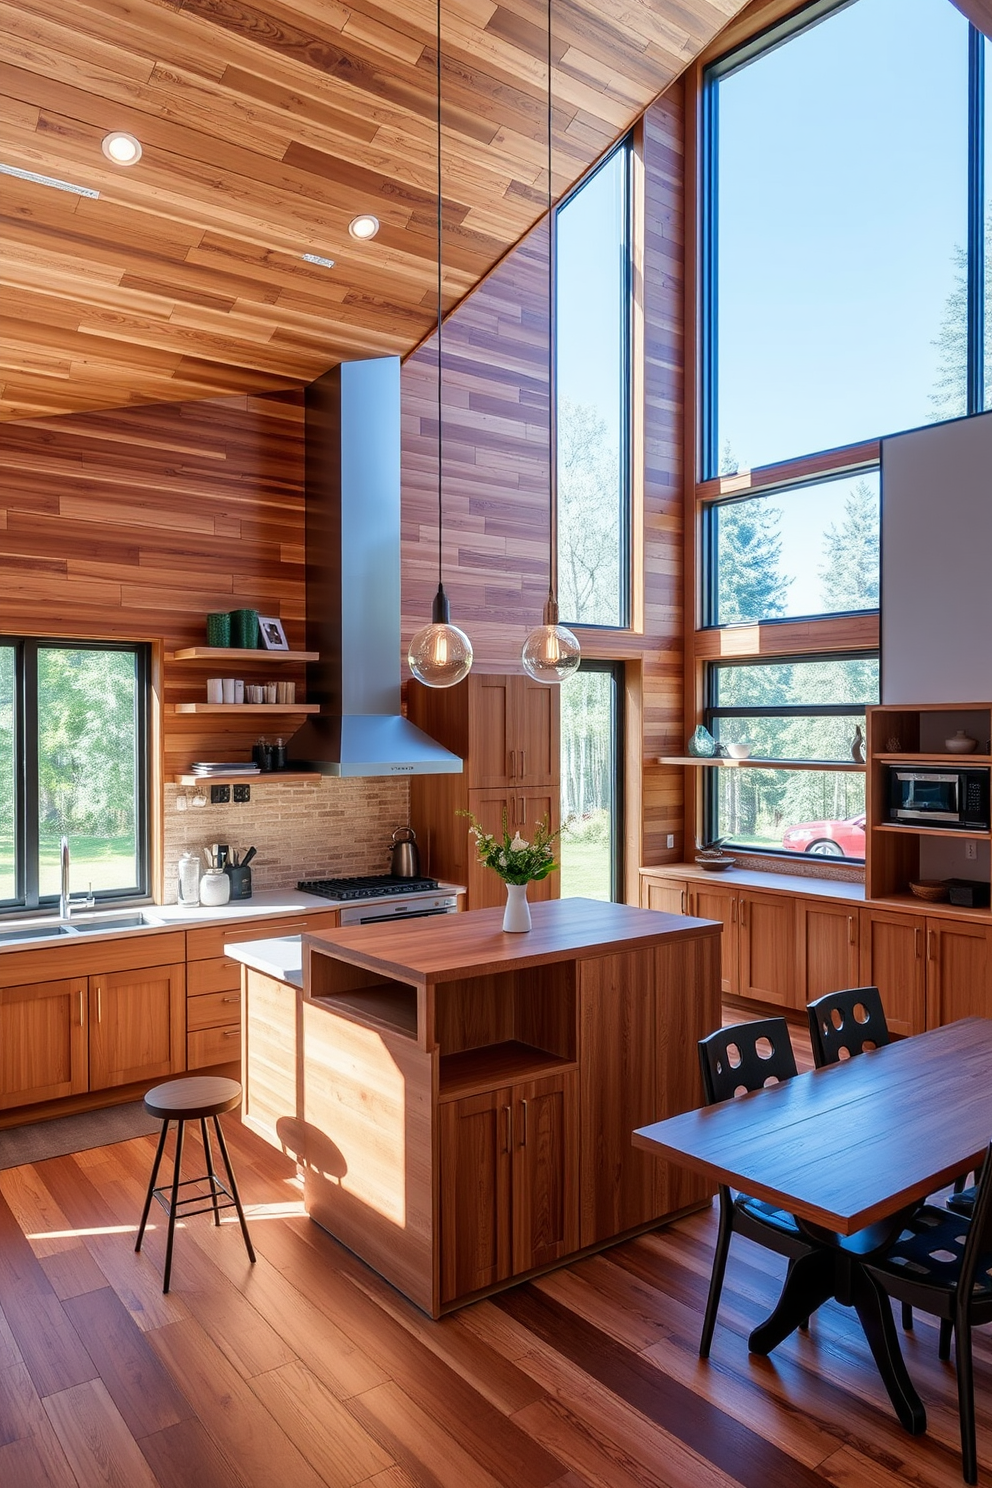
[348, 214, 379, 241]
[302, 252, 336, 268]
[101, 132, 142, 166]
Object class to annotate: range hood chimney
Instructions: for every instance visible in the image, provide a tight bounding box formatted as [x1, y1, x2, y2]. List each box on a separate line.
[288, 357, 463, 777]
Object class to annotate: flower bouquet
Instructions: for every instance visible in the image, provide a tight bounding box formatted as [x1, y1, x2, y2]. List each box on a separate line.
[460, 809, 559, 931]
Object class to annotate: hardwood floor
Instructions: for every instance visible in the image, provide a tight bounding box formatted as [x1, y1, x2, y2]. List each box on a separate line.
[0, 1094, 985, 1487]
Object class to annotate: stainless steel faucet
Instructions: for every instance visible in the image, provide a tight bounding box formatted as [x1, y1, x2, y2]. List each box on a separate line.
[59, 834, 71, 920]
[59, 836, 94, 919]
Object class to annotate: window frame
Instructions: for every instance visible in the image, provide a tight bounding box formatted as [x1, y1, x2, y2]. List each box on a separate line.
[1, 636, 151, 913]
[554, 133, 634, 632]
[700, 0, 988, 481]
[703, 649, 877, 861]
[560, 659, 626, 902]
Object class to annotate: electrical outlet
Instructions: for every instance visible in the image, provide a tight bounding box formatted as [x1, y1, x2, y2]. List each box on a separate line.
[233, 783, 251, 803]
[175, 793, 187, 812]
[966, 840, 978, 860]
[210, 784, 231, 804]
[667, 834, 675, 849]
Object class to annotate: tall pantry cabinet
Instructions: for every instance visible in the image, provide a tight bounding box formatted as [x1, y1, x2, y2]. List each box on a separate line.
[408, 675, 561, 909]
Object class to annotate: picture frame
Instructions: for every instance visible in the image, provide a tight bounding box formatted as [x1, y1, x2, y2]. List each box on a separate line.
[258, 615, 289, 651]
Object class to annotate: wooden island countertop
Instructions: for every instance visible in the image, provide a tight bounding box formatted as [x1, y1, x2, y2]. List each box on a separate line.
[240, 897, 722, 1317]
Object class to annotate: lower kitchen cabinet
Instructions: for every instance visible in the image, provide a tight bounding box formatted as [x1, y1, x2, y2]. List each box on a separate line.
[0, 978, 88, 1109]
[859, 908, 925, 1036]
[925, 918, 992, 1027]
[800, 899, 861, 1004]
[687, 884, 739, 995]
[88, 963, 186, 1089]
[438, 1071, 578, 1305]
[738, 890, 799, 1007]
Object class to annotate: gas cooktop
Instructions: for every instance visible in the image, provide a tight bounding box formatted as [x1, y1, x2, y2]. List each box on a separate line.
[298, 874, 441, 902]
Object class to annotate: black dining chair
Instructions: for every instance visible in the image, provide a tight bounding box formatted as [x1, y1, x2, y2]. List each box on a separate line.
[862, 1142, 992, 1484]
[696, 1017, 817, 1359]
[806, 986, 889, 1067]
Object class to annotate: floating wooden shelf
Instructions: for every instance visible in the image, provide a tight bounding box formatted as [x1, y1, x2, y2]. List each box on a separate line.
[174, 771, 321, 786]
[874, 823, 991, 841]
[172, 703, 320, 715]
[875, 753, 992, 765]
[170, 648, 318, 662]
[660, 756, 867, 773]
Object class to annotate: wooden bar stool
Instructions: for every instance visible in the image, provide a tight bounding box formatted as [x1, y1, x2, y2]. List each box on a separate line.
[135, 1075, 256, 1292]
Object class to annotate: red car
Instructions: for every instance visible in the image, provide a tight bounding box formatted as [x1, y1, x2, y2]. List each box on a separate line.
[781, 814, 866, 858]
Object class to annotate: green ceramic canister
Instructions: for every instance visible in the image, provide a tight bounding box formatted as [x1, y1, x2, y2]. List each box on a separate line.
[206, 611, 231, 647]
[230, 608, 260, 648]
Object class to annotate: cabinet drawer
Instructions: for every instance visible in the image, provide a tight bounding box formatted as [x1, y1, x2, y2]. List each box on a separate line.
[187, 1023, 241, 1068]
[186, 918, 309, 961]
[187, 989, 242, 1032]
[187, 956, 240, 997]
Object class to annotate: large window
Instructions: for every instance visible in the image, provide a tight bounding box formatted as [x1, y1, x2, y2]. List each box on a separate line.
[706, 655, 878, 859]
[559, 662, 624, 901]
[704, 0, 986, 475]
[1, 639, 149, 911]
[556, 139, 631, 628]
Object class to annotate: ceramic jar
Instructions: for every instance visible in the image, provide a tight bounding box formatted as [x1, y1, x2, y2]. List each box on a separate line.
[200, 867, 231, 906]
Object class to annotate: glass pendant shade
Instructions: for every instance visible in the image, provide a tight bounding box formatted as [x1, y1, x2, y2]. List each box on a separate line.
[409, 583, 473, 688]
[521, 597, 581, 684]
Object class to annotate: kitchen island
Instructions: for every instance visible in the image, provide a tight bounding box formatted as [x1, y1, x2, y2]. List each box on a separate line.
[232, 897, 721, 1316]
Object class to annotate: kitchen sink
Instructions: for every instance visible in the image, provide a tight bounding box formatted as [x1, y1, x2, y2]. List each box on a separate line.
[0, 924, 77, 944]
[71, 914, 161, 933]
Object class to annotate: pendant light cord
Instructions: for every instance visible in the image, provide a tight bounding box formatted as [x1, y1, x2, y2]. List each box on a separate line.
[436, 0, 444, 591]
[546, 0, 558, 613]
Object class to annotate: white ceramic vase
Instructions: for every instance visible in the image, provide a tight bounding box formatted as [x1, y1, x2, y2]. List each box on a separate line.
[502, 881, 532, 933]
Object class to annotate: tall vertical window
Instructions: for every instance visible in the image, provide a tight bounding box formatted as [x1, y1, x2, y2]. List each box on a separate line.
[1, 639, 149, 911]
[559, 662, 624, 901]
[555, 139, 631, 627]
[704, 0, 985, 475]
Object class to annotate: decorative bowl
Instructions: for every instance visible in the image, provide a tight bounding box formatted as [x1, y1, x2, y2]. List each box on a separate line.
[945, 732, 978, 754]
[695, 854, 735, 872]
[726, 743, 751, 759]
[909, 879, 949, 902]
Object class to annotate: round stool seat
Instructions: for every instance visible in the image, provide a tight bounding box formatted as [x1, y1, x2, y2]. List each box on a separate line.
[144, 1076, 242, 1122]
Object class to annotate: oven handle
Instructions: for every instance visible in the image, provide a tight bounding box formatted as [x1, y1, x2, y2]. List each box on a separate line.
[347, 906, 456, 925]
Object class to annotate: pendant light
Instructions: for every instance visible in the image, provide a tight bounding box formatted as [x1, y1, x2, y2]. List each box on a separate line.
[521, 0, 580, 685]
[408, 0, 473, 689]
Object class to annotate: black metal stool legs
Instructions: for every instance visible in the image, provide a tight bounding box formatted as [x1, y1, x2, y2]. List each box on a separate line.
[201, 1118, 222, 1227]
[135, 1118, 170, 1253]
[162, 1118, 186, 1293]
[212, 1114, 256, 1264]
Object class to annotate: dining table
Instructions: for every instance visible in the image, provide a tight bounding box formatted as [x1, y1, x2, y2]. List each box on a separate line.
[633, 1016, 992, 1435]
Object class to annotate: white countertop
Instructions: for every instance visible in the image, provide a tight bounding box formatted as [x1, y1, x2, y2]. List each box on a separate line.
[226, 935, 304, 986]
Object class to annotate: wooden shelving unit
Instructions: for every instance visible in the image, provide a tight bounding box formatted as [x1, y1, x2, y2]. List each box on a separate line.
[661, 756, 866, 772]
[172, 703, 319, 715]
[170, 648, 318, 662]
[173, 771, 321, 786]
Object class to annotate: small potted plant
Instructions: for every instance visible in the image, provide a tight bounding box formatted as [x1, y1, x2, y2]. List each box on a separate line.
[460, 809, 559, 932]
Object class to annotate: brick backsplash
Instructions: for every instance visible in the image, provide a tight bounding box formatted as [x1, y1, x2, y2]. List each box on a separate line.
[161, 778, 410, 902]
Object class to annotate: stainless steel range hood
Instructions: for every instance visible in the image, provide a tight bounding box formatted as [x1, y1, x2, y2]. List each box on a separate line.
[288, 357, 463, 777]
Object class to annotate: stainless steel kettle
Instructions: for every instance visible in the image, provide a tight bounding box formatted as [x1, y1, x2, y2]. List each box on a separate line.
[389, 826, 420, 879]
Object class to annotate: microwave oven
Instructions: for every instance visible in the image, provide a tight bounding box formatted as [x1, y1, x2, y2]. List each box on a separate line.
[885, 765, 990, 830]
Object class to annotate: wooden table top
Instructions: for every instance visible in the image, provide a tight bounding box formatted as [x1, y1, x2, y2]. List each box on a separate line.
[633, 1018, 992, 1235]
[303, 896, 719, 987]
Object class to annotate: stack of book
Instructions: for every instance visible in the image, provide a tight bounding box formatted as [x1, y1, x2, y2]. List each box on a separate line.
[189, 761, 261, 777]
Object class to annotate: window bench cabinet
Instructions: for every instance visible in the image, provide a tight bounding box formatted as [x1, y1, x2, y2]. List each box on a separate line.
[640, 866, 992, 1035]
[0, 932, 186, 1109]
[235, 898, 720, 1317]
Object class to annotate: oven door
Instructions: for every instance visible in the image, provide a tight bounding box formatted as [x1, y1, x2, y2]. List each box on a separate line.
[890, 770, 961, 823]
[338, 895, 458, 927]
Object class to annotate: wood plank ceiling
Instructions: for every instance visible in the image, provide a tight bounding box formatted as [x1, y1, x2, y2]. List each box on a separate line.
[0, 0, 743, 422]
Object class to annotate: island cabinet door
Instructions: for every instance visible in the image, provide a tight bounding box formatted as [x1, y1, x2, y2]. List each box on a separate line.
[738, 891, 799, 1008]
[88, 963, 186, 1090]
[439, 1089, 512, 1305]
[578, 948, 659, 1247]
[859, 908, 925, 1036]
[0, 978, 88, 1109]
[925, 918, 992, 1028]
[511, 1071, 579, 1275]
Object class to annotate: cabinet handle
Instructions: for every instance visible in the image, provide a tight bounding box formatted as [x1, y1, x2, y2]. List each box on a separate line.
[915, 927, 921, 959]
[848, 915, 856, 945]
[78, 988, 85, 1026]
[96, 985, 102, 1022]
[927, 928, 936, 962]
[520, 750, 526, 777]
[520, 1098, 528, 1147]
[222, 1029, 239, 1038]
[731, 898, 737, 924]
[222, 995, 239, 1003]
[739, 899, 746, 929]
[519, 797, 525, 826]
[680, 889, 687, 914]
[509, 750, 516, 779]
[502, 1104, 511, 1154]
